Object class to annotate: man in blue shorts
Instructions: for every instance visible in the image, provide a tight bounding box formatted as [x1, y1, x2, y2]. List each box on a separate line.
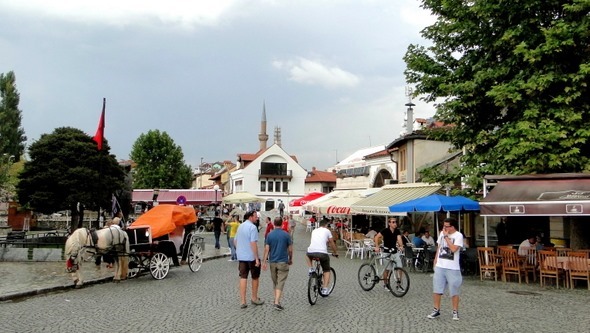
[234, 211, 264, 309]
[305, 219, 339, 295]
[427, 217, 464, 321]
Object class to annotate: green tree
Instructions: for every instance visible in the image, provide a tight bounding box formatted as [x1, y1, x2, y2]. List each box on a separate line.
[16, 127, 125, 226]
[0, 71, 27, 162]
[405, 1, 590, 248]
[130, 130, 192, 189]
[404, 0, 590, 191]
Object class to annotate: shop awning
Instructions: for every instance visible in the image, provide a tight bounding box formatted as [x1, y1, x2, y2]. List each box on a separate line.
[132, 190, 154, 202]
[480, 177, 590, 216]
[351, 183, 442, 215]
[154, 189, 220, 205]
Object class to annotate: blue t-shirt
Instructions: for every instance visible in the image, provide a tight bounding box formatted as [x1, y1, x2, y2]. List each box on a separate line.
[265, 229, 292, 263]
[412, 235, 426, 248]
[235, 220, 259, 261]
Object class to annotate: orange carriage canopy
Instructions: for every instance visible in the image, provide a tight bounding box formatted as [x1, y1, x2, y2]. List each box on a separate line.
[131, 204, 197, 239]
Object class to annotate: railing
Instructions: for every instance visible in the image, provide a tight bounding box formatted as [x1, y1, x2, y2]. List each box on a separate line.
[258, 170, 293, 178]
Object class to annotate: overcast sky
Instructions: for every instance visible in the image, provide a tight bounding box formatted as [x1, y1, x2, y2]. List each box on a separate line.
[0, 0, 436, 171]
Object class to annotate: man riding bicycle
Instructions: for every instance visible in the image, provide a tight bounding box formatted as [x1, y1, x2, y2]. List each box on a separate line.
[306, 218, 339, 296]
[373, 216, 404, 288]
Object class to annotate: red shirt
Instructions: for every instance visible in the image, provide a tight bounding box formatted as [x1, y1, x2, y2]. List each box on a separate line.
[281, 220, 290, 232]
[264, 222, 274, 239]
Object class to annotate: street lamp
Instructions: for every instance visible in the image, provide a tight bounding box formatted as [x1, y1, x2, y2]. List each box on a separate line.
[213, 184, 220, 213]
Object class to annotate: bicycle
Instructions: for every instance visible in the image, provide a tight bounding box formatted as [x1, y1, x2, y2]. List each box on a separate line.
[357, 247, 410, 297]
[307, 253, 338, 305]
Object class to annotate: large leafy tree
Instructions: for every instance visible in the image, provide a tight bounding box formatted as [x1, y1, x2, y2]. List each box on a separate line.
[130, 130, 192, 189]
[404, 0, 590, 191]
[17, 127, 125, 225]
[405, 1, 590, 248]
[0, 71, 26, 161]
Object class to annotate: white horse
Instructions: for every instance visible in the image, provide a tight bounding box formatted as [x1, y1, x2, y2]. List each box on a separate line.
[65, 227, 130, 288]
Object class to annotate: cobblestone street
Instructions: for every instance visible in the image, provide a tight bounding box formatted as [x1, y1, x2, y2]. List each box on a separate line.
[1, 226, 589, 332]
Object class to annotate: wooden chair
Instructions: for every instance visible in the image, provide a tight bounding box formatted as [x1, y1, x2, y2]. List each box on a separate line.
[496, 245, 513, 255]
[567, 251, 590, 290]
[522, 248, 537, 282]
[501, 249, 528, 283]
[477, 247, 501, 281]
[538, 250, 562, 288]
[556, 248, 572, 257]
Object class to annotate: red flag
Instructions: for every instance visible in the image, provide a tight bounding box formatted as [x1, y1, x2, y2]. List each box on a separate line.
[92, 98, 106, 150]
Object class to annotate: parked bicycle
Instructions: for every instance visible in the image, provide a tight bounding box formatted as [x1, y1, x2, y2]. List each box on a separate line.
[307, 253, 338, 305]
[358, 247, 410, 297]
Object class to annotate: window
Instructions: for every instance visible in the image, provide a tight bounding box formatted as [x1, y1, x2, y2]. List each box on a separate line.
[260, 181, 266, 192]
[261, 162, 288, 176]
[282, 182, 289, 192]
[268, 181, 274, 192]
[275, 181, 282, 192]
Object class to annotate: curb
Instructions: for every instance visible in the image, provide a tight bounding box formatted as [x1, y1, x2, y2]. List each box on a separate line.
[0, 253, 230, 302]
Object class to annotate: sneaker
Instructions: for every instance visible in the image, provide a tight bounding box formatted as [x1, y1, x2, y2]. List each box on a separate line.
[321, 288, 330, 296]
[427, 309, 440, 319]
[228, 259, 234, 262]
[452, 311, 459, 321]
[240, 304, 247, 309]
[251, 298, 265, 306]
[308, 268, 315, 276]
[273, 303, 284, 311]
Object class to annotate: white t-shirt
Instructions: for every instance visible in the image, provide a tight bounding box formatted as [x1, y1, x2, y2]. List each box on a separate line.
[307, 227, 333, 254]
[435, 231, 463, 270]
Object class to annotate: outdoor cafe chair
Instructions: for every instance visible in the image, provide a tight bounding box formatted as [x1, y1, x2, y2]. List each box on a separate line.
[477, 247, 501, 282]
[523, 248, 538, 282]
[501, 248, 528, 284]
[567, 251, 590, 290]
[556, 248, 572, 257]
[538, 250, 564, 288]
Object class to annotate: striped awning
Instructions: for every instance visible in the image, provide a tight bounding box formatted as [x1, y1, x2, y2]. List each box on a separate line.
[351, 183, 442, 215]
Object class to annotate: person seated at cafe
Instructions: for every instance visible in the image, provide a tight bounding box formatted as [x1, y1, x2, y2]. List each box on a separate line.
[518, 235, 537, 256]
[422, 230, 436, 247]
[401, 229, 412, 246]
[413, 228, 426, 248]
[365, 228, 378, 240]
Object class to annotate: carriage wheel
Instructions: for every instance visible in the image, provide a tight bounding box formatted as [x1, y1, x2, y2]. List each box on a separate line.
[149, 252, 170, 280]
[188, 243, 203, 272]
[127, 254, 141, 279]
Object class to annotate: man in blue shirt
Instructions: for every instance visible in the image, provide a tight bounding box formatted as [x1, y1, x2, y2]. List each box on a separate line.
[234, 211, 264, 309]
[262, 217, 293, 311]
[413, 229, 426, 248]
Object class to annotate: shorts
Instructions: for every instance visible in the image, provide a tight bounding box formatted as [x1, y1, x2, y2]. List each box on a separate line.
[432, 267, 462, 296]
[307, 252, 330, 272]
[269, 262, 290, 291]
[238, 260, 261, 279]
[386, 252, 402, 271]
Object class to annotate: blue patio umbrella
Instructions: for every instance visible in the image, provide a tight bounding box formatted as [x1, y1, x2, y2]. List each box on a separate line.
[389, 194, 479, 213]
[389, 194, 479, 233]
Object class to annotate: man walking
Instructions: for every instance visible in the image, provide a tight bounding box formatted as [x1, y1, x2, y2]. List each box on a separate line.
[212, 211, 224, 249]
[288, 214, 297, 240]
[427, 217, 464, 321]
[234, 211, 264, 308]
[262, 217, 293, 310]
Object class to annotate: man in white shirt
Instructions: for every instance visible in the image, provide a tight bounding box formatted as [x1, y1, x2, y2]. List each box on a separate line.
[427, 218, 464, 321]
[305, 219, 339, 295]
[518, 235, 537, 256]
[422, 230, 436, 247]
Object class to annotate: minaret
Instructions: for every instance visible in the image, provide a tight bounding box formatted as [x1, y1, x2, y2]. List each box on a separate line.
[259, 102, 269, 150]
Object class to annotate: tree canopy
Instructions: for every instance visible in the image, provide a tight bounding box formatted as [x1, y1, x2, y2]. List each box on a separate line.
[16, 127, 125, 214]
[404, 0, 590, 191]
[0, 71, 26, 162]
[130, 129, 192, 189]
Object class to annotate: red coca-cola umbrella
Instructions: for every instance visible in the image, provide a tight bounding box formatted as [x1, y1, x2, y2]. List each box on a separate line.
[290, 192, 326, 207]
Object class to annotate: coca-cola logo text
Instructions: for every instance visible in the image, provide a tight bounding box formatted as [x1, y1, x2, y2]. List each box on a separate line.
[327, 206, 350, 215]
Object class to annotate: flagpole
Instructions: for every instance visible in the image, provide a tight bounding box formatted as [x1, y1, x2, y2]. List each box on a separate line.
[96, 98, 106, 229]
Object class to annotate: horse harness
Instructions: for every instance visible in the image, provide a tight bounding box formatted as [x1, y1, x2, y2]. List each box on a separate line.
[67, 227, 128, 272]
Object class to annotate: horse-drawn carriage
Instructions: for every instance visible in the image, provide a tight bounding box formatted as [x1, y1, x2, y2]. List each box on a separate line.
[126, 204, 204, 280]
[65, 204, 204, 287]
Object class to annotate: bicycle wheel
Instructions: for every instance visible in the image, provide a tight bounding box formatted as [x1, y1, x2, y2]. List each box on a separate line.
[387, 267, 410, 297]
[358, 263, 377, 291]
[307, 272, 319, 305]
[320, 268, 336, 297]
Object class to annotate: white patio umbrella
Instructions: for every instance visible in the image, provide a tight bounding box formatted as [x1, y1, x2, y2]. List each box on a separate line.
[222, 192, 266, 204]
